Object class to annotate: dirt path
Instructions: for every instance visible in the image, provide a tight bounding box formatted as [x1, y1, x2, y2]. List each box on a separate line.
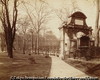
[49, 56, 89, 78]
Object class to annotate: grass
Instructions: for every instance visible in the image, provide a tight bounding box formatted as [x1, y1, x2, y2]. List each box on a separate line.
[0, 51, 52, 80]
[64, 57, 100, 79]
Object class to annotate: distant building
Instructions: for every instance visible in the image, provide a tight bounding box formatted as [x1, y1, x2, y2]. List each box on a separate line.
[39, 30, 60, 53]
[59, 11, 94, 59]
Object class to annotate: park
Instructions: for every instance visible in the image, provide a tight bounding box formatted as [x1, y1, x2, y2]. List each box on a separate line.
[0, 0, 100, 80]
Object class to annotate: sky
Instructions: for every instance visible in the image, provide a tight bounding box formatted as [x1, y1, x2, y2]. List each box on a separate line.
[0, 0, 98, 39]
[45, 0, 97, 38]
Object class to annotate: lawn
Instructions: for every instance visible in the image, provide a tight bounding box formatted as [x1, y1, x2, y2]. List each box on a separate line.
[64, 57, 100, 79]
[0, 51, 52, 80]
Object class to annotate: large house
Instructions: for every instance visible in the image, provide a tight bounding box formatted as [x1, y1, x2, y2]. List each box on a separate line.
[59, 11, 94, 59]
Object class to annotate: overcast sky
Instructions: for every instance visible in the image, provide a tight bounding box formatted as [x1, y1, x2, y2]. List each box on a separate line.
[0, 0, 98, 38]
[45, 0, 97, 38]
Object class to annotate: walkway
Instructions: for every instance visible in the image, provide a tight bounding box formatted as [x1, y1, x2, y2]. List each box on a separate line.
[49, 56, 89, 78]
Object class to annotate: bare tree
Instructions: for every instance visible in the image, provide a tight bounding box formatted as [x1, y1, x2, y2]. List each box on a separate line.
[22, 0, 52, 54]
[86, 0, 100, 47]
[17, 16, 30, 54]
[95, 0, 100, 47]
[54, 0, 80, 24]
[0, 0, 18, 58]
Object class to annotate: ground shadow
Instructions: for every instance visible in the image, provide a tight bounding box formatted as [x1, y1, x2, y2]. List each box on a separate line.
[86, 64, 100, 77]
[63, 57, 100, 78]
[0, 51, 52, 80]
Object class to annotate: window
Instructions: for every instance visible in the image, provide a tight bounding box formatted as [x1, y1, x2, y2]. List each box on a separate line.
[75, 19, 83, 25]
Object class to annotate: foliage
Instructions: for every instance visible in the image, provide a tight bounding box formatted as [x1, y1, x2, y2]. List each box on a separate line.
[73, 46, 100, 61]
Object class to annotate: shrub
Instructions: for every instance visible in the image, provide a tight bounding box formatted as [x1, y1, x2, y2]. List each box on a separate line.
[85, 46, 100, 60]
[73, 49, 80, 59]
[72, 46, 100, 60]
[95, 47, 100, 56]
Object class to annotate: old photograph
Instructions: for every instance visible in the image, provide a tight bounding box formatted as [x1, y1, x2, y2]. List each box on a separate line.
[0, 0, 100, 80]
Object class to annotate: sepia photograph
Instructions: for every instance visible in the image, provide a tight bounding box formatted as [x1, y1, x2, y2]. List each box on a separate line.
[0, 0, 100, 80]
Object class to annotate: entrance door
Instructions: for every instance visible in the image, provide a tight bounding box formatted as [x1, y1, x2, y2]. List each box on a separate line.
[80, 36, 90, 47]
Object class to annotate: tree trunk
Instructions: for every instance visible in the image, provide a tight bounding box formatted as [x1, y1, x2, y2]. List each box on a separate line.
[7, 30, 13, 58]
[8, 43, 13, 58]
[35, 37, 37, 54]
[23, 39, 25, 54]
[95, 0, 99, 47]
[32, 32, 33, 53]
[97, 30, 99, 47]
[37, 32, 39, 55]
